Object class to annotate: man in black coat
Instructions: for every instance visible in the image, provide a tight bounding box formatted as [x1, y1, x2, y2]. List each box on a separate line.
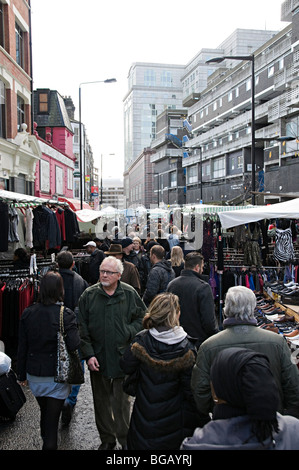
[167, 252, 218, 347]
[83, 241, 105, 285]
[142, 245, 175, 307]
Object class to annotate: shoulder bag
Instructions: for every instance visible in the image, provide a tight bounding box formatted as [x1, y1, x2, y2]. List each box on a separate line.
[54, 305, 84, 385]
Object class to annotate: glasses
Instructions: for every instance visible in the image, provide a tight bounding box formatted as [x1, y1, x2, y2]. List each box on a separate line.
[99, 270, 119, 276]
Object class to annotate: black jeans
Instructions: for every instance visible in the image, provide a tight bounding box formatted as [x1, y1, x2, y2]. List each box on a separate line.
[36, 396, 65, 450]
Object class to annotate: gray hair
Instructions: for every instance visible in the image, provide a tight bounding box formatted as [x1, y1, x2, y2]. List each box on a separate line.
[101, 256, 124, 275]
[223, 286, 256, 321]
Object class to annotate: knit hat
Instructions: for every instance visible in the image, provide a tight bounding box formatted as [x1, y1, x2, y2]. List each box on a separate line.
[121, 237, 133, 249]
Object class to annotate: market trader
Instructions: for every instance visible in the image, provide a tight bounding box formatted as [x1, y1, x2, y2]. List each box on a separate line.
[78, 256, 146, 450]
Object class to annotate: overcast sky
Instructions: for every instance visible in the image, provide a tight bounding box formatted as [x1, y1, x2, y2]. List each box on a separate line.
[30, 0, 287, 179]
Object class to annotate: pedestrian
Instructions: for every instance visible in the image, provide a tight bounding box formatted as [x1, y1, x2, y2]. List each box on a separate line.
[132, 236, 144, 261]
[78, 256, 146, 450]
[167, 225, 180, 250]
[120, 292, 199, 450]
[121, 237, 140, 269]
[104, 244, 141, 295]
[93, 236, 110, 252]
[56, 250, 89, 425]
[182, 347, 299, 450]
[83, 240, 105, 285]
[191, 286, 299, 425]
[17, 271, 80, 450]
[138, 241, 159, 295]
[12, 247, 30, 269]
[142, 245, 175, 307]
[170, 245, 185, 277]
[167, 252, 218, 348]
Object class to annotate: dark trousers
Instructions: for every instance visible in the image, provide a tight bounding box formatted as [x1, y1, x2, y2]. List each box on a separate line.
[90, 372, 130, 447]
[36, 396, 65, 450]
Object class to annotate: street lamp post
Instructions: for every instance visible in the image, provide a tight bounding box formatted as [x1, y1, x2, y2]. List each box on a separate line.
[206, 55, 256, 204]
[78, 78, 117, 209]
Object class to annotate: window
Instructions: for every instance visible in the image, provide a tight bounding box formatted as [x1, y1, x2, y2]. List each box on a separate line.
[268, 65, 275, 78]
[38, 92, 49, 113]
[170, 171, 177, 187]
[56, 166, 64, 195]
[15, 22, 24, 68]
[144, 69, 156, 87]
[0, 79, 5, 138]
[74, 126, 79, 143]
[67, 168, 73, 190]
[202, 161, 211, 178]
[161, 71, 172, 87]
[17, 95, 25, 131]
[246, 79, 252, 91]
[228, 91, 233, 102]
[187, 165, 198, 184]
[213, 157, 225, 178]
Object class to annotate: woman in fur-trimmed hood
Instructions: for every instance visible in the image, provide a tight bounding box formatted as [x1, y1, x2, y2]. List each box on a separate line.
[120, 293, 200, 450]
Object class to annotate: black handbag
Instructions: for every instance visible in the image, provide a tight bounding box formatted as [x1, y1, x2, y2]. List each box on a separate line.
[54, 305, 84, 385]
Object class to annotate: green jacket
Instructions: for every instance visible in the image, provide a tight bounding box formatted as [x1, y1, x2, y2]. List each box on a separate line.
[78, 281, 146, 378]
[191, 320, 299, 418]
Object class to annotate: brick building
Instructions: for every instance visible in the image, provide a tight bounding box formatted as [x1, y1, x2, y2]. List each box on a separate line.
[0, 0, 41, 195]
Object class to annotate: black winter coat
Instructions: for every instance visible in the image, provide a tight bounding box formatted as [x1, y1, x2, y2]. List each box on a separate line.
[88, 248, 105, 284]
[167, 269, 218, 346]
[17, 303, 80, 381]
[142, 260, 175, 306]
[59, 268, 88, 313]
[120, 329, 199, 450]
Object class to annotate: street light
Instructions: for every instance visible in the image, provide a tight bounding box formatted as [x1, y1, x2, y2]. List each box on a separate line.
[206, 55, 256, 204]
[78, 78, 117, 209]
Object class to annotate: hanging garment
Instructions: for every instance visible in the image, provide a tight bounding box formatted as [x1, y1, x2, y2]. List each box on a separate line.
[202, 218, 215, 263]
[33, 205, 61, 250]
[274, 228, 295, 264]
[25, 207, 34, 249]
[8, 205, 19, 243]
[0, 202, 9, 252]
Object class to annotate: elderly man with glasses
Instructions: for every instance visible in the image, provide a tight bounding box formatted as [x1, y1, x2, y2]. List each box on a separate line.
[78, 256, 147, 450]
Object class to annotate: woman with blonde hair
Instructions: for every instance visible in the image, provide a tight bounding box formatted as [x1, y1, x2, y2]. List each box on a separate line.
[170, 245, 184, 277]
[120, 292, 199, 450]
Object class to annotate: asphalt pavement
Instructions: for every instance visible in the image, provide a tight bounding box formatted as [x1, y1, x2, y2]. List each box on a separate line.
[0, 369, 100, 451]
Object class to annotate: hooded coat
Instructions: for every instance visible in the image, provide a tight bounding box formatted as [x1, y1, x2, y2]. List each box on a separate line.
[181, 413, 299, 450]
[142, 260, 175, 306]
[120, 328, 199, 450]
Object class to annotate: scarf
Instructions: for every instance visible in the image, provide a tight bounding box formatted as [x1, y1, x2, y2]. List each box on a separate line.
[149, 326, 187, 345]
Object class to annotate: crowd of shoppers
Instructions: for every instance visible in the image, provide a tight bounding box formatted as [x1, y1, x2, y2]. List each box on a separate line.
[14, 227, 299, 451]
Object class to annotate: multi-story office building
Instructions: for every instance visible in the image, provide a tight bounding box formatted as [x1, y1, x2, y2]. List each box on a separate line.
[123, 147, 156, 209]
[123, 62, 185, 172]
[150, 109, 189, 207]
[0, 0, 41, 195]
[101, 178, 125, 209]
[183, 3, 299, 204]
[182, 29, 278, 104]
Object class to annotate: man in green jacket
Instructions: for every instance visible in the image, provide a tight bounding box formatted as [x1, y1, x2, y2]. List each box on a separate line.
[191, 286, 299, 426]
[78, 256, 147, 450]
